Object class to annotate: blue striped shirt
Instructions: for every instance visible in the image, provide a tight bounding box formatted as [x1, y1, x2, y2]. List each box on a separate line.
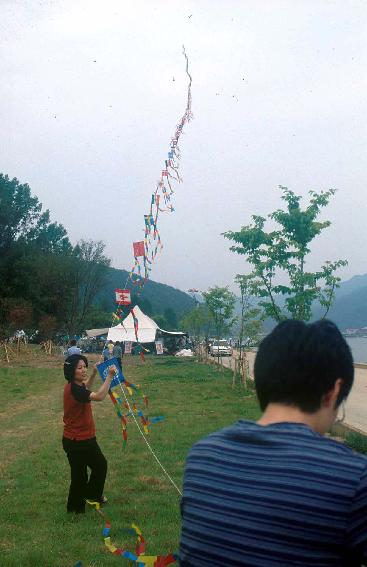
[179, 421, 367, 566]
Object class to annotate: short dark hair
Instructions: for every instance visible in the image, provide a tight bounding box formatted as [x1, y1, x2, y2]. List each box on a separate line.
[64, 354, 88, 382]
[70, 339, 77, 346]
[254, 319, 354, 413]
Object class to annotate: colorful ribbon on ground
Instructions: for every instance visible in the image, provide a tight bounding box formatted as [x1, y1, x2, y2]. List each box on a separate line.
[85, 500, 178, 566]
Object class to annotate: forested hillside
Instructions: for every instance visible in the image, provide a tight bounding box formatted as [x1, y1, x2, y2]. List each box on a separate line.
[0, 173, 195, 338]
[0, 174, 113, 338]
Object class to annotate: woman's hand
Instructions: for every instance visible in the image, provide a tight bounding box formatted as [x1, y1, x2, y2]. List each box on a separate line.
[108, 365, 117, 376]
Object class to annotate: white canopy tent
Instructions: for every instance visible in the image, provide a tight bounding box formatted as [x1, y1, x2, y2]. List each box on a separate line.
[107, 305, 186, 344]
[85, 328, 109, 338]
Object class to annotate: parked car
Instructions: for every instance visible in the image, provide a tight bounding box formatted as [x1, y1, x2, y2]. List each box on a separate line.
[210, 339, 232, 357]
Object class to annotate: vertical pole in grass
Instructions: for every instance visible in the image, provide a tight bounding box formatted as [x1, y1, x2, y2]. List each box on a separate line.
[4, 342, 10, 364]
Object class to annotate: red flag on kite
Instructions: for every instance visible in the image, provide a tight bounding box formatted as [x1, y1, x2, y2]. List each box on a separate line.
[133, 241, 145, 257]
[115, 289, 131, 305]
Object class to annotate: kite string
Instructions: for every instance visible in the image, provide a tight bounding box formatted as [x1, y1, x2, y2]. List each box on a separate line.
[105, 48, 190, 497]
[182, 45, 192, 118]
[182, 45, 192, 88]
[117, 378, 183, 497]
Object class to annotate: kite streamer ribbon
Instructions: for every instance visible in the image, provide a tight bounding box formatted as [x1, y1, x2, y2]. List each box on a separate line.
[109, 385, 162, 443]
[85, 500, 178, 566]
[104, 364, 158, 444]
[115, 378, 182, 496]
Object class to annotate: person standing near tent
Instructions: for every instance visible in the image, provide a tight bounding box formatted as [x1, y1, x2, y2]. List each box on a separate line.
[62, 354, 115, 514]
[107, 340, 114, 359]
[113, 341, 123, 369]
[67, 339, 81, 357]
[102, 344, 109, 362]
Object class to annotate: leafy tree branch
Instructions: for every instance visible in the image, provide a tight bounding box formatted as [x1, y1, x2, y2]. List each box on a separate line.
[223, 186, 346, 322]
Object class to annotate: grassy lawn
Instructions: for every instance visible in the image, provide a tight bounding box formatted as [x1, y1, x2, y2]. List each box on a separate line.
[0, 353, 260, 566]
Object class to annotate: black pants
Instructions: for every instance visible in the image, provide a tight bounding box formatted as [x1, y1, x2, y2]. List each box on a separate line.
[62, 436, 107, 513]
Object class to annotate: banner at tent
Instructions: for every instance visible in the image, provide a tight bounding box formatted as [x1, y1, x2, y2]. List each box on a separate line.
[115, 289, 131, 305]
[155, 341, 164, 355]
[124, 341, 133, 354]
[97, 358, 125, 389]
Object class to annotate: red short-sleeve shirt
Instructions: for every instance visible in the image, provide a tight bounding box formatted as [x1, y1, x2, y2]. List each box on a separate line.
[63, 382, 96, 440]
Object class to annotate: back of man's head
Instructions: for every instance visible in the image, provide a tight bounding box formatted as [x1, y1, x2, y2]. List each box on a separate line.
[70, 339, 77, 346]
[254, 319, 354, 413]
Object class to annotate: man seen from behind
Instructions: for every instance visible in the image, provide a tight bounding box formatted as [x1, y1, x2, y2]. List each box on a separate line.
[179, 319, 367, 566]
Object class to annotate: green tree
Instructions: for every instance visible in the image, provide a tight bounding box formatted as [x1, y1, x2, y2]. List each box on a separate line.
[65, 240, 111, 334]
[224, 186, 347, 322]
[0, 173, 112, 337]
[0, 173, 72, 335]
[38, 314, 58, 341]
[180, 303, 213, 343]
[153, 314, 168, 329]
[137, 298, 153, 316]
[0, 174, 71, 255]
[83, 305, 112, 330]
[2, 239, 111, 337]
[10, 251, 71, 323]
[0, 298, 33, 339]
[235, 274, 262, 366]
[203, 286, 236, 363]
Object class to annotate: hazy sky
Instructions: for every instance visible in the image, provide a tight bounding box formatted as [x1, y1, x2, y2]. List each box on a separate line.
[1, 1, 366, 294]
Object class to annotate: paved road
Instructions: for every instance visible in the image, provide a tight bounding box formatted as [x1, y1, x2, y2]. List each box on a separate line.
[220, 351, 367, 434]
[343, 366, 367, 433]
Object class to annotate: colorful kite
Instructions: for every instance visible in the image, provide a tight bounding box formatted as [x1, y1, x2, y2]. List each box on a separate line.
[123, 46, 192, 298]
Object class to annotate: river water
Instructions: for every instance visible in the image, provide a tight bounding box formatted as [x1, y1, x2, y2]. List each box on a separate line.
[345, 337, 367, 364]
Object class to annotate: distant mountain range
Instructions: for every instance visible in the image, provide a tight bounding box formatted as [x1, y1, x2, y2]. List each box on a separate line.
[313, 273, 367, 330]
[97, 268, 367, 332]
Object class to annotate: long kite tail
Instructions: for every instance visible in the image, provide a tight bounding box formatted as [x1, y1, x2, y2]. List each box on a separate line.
[123, 47, 193, 296]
